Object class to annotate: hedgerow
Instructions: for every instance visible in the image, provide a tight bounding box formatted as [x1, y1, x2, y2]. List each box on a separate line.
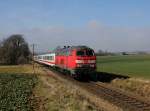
[0, 73, 37, 111]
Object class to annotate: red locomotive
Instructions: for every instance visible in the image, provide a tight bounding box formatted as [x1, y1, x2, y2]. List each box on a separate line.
[34, 46, 97, 80]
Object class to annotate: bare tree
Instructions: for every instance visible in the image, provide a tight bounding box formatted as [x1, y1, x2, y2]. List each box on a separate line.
[1, 34, 30, 64]
[0, 40, 2, 63]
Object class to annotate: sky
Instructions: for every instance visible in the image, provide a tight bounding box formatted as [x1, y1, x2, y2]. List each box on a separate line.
[0, 0, 150, 52]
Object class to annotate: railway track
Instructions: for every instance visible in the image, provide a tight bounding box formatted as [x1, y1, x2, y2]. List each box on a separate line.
[43, 66, 150, 111]
[87, 82, 150, 111]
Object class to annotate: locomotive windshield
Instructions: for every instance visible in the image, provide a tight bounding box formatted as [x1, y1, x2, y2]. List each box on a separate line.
[77, 50, 94, 56]
[77, 50, 85, 56]
[86, 50, 94, 56]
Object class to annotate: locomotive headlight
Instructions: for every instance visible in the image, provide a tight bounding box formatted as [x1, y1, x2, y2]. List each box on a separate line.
[77, 64, 82, 67]
[88, 60, 96, 63]
[90, 64, 95, 67]
[76, 60, 84, 63]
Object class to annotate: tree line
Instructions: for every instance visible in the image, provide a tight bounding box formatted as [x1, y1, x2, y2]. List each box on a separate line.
[96, 49, 115, 56]
[0, 34, 30, 65]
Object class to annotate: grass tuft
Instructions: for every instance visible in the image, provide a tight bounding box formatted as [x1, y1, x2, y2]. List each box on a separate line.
[111, 78, 150, 100]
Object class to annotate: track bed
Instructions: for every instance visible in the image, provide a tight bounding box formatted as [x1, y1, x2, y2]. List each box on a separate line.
[43, 66, 150, 111]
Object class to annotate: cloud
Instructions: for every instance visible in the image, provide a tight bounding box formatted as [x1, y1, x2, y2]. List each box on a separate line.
[1, 20, 150, 52]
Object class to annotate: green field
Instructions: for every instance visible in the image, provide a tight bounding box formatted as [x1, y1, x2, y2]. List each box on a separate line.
[0, 73, 37, 110]
[0, 65, 38, 110]
[97, 55, 150, 79]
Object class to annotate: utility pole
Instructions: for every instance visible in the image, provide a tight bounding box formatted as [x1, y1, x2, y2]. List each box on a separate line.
[31, 44, 36, 74]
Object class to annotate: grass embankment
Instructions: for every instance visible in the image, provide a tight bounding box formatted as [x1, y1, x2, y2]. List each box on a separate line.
[97, 55, 150, 79]
[33, 65, 99, 111]
[111, 78, 150, 101]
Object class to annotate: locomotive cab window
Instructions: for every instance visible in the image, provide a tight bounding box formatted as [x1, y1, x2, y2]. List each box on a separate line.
[86, 50, 94, 56]
[77, 50, 94, 56]
[76, 50, 85, 56]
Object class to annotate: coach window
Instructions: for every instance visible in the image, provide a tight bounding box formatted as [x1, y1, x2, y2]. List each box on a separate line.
[47, 56, 50, 60]
[48, 56, 50, 60]
[51, 56, 54, 60]
[50, 56, 51, 60]
[48, 56, 52, 60]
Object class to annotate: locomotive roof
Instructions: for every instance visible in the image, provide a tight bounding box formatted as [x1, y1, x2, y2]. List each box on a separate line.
[53, 46, 93, 56]
[54, 46, 92, 52]
[71, 46, 92, 50]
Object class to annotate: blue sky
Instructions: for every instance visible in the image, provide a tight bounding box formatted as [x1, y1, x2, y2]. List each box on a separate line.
[0, 0, 150, 27]
[0, 0, 150, 52]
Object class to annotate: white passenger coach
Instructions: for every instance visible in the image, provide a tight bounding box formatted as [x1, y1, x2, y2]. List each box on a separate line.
[34, 53, 55, 66]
